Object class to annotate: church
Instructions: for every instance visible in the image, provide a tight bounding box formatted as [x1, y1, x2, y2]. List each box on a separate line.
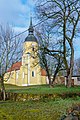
[4, 18, 47, 86]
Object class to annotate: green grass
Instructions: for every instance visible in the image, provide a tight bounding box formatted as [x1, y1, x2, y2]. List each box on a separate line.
[0, 84, 80, 120]
[2, 84, 80, 94]
[0, 97, 80, 120]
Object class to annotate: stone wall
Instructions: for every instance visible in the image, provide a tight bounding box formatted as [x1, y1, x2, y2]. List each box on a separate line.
[0, 92, 80, 101]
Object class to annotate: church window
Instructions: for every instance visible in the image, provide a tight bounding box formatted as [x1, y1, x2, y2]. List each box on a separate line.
[77, 77, 80, 81]
[32, 71, 35, 77]
[32, 44, 35, 51]
[32, 46, 34, 51]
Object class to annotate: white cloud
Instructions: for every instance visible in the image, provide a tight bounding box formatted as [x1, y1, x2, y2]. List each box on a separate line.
[0, 0, 35, 28]
[0, 0, 36, 44]
[13, 26, 27, 33]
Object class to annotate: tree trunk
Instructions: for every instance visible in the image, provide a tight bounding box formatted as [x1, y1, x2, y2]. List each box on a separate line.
[67, 68, 72, 87]
[45, 66, 52, 87]
[67, 44, 74, 87]
[52, 59, 61, 85]
[66, 68, 72, 88]
[52, 72, 57, 86]
[48, 76, 52, 88]
[1, 76, 6, 101]
[70, 44, 74, 86]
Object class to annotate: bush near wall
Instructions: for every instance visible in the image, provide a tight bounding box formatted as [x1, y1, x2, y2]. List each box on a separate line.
[0, 92, 80, 101]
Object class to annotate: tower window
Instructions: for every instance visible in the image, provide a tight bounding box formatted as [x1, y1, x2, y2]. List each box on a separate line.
[32, 47, 34, 51]
[32, 44, 35, 51]
[32, 71, 35, 77]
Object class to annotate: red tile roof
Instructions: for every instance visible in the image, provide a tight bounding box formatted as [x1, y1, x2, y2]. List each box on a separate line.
[7, 61, 22, 72]
[7, 61, 46, 76]
[41, 69, 46, 76]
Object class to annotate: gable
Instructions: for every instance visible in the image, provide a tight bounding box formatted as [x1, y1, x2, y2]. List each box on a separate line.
[7, 62, 22, 72]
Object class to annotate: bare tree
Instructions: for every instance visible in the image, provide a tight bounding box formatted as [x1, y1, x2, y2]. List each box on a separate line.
[36, 25, 64, 87]
[35, 0, 80, 87]
[0, 24, 22, 100]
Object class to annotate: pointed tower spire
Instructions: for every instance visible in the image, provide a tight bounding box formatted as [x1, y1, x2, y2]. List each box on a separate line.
[28, 16, 34, 35]
[30, 16, 32, 27]
[25, 16, 37, 43]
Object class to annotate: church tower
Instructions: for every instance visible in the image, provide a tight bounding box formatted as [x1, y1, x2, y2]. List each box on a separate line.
[22, 17, 38, 66]
[22, 17, 41, 85]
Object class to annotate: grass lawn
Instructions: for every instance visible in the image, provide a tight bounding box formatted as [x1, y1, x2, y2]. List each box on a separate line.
[0, 97, 80, 120]
[0, 84, 80, 120]
[1, 84, 80, 95]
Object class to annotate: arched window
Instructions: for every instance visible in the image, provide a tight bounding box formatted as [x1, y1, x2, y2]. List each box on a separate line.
[32, 71, 35, 77]
[32, 47, 34, 51]
[32, 44, 35, 51]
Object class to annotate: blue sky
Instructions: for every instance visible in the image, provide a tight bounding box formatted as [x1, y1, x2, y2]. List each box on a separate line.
[0, 0, 35, 32]
[0, 0, 80, 59]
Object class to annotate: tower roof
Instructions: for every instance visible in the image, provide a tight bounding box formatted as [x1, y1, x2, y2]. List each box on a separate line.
[25, 17, 37, 43]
